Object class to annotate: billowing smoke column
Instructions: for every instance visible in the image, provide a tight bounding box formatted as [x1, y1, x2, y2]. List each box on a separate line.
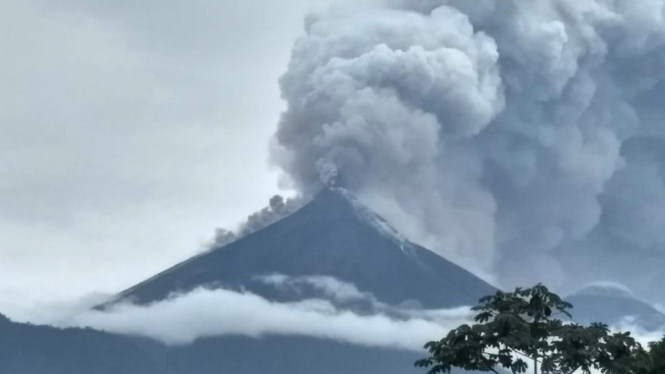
[272, 0, 665, 300]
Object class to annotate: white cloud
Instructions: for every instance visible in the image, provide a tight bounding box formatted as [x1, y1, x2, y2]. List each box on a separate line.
[63, 285, 473, 351]
[256, 274, 381, 305]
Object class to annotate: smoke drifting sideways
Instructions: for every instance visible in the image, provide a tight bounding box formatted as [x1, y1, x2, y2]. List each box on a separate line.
[211, 195, 307, 248]
[270, 0, 665, 302]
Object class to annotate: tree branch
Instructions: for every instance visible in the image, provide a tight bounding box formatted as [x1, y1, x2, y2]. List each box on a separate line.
[479, 353, 501, 374]
[563, 364, 582, 374]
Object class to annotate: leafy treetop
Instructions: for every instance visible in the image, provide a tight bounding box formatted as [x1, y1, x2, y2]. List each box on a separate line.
[416, 284, 655, 374]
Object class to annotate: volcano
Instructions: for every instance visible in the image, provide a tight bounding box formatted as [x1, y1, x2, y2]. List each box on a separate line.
[93, 187, 495, 374]
[6, 188, 495, 374]
[109, 187, 495, 309]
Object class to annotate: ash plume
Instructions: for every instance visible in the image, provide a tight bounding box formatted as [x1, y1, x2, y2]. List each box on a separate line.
[212, 195, 307, 248]
[271, 0, 665, 301]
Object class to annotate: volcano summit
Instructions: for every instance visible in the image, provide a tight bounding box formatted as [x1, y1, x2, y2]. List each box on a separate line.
[108, 188, 495, 309]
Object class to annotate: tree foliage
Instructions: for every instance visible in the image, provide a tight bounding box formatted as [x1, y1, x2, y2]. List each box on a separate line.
[416, 284, 663, 374]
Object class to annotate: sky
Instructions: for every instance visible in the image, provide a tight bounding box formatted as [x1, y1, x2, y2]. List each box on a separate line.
[0, 0, 334, 317]
[6, 0, 665, 322]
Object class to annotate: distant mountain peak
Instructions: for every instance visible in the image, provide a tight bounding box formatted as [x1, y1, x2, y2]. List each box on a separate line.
[566, 282, 665, 330]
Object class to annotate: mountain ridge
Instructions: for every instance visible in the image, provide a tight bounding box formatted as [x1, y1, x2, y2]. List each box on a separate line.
[0, 313, 177, 374]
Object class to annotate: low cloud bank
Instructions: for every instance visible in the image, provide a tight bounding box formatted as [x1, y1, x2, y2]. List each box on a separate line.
[63, 280, 472, 351]
[46, 276, 664, 358]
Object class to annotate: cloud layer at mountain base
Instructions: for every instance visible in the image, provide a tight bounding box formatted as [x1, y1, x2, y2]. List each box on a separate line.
[54, 276, 665, 368]
[64, 277, 473, 351]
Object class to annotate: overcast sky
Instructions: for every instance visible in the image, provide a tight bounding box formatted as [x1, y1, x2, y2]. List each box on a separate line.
[0, 0, 334, 317]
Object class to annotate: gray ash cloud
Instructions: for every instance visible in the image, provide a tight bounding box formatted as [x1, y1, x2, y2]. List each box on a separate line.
[270, 0, 665, 301]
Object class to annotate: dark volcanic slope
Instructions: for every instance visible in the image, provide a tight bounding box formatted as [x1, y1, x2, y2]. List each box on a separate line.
[0, 312, 424, 374]
[112, 188, 495, 309]
[0, 313, 175, 374]
[566, 285, 665, 330]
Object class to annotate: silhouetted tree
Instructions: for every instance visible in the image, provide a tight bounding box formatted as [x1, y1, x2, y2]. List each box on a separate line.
[629, 336, 665, 374]
[416, 284, 650, 374]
